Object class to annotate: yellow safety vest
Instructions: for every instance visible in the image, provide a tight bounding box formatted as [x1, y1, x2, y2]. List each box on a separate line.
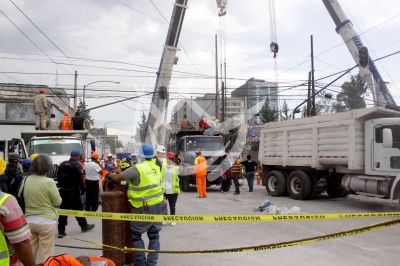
[0, 192, 11, 266]
[161, 160, 180, 194]
[128, 160, 164, 208]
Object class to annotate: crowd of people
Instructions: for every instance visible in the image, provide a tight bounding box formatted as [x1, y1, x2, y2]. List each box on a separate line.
[0, 138, 260, 265]
[34, 88, 90, 131]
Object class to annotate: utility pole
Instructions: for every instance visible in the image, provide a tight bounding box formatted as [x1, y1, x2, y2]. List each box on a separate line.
[310, 35, 316, 116]
[215, 34, 219, 120]
[73, 70, 78, 112]
[224, 60, 227, 120]
[306, 71, 311, 116]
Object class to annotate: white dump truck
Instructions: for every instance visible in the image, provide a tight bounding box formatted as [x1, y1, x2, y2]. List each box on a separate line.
[259, 107, 400, 201]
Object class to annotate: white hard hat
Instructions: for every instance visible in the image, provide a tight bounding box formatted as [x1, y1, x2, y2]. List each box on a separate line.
[156, 145, 166, 153]
[107, 153, 113, 157]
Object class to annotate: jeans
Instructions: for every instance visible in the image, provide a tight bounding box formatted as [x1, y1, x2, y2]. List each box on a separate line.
[130, 201, 164, 266]
[232, 173, 240, 194]
[164, 193, 178, 215]
[246, 171, 255, 192]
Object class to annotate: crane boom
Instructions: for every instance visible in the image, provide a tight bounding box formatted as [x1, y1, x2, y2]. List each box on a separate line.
[322, 0, 396, 108]
[145, 0, 188, 145]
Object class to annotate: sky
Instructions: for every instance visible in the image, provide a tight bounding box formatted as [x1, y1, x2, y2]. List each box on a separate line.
[0, 0, 399, 144]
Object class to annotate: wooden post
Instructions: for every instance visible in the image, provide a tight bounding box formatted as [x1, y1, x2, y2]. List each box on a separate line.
[102, 191, 125, 266]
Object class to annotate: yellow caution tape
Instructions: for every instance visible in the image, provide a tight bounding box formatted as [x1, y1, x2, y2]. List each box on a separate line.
[56, 209, 400, 223]
[62, 218, 400, 254]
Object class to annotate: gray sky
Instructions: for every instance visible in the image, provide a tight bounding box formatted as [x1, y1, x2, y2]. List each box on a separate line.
[0, 0, 399, 143]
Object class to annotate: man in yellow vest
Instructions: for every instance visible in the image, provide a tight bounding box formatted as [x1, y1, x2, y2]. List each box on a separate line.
[108, 144, 165, 266]
[0, 157, 35, 266]
[160, 152, 180, 226]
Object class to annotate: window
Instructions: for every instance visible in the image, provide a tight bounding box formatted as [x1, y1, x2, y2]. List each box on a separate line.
[375, 125, 400, 148]
[390, 157, 400, 169]
[185, 137, 224, 152]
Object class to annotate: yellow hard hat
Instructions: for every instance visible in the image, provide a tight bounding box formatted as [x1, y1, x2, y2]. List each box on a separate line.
[0, 158, 6, 175]
[30, 153, 39, 161]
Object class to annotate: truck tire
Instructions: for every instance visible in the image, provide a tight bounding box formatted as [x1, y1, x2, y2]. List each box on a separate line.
[287, 170, 312, 200]
[180, 176, 190, 192]
[266, 170, 287, 196]
[326, 174, 349, 198]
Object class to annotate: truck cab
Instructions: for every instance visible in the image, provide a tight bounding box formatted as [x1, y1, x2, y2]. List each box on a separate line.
[169, 129, 226, 191]
[0, 138, 28, 161]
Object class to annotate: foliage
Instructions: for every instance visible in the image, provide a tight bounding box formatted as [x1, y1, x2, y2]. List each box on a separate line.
[280, 100, 290, 120]
[333, 74, 367, 112]
[77, 99, 94, 126]
[259, 97, 279, 123]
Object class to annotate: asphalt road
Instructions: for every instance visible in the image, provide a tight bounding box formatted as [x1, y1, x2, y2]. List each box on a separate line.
[55, 182, 400, 266]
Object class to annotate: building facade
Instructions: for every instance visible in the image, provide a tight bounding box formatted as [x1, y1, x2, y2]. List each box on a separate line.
[231, 78, 278, 124]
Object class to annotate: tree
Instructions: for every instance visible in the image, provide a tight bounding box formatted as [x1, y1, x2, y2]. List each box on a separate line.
[259, 97, 279, 123]
[333, 74, 367, 113]
[280, 100, 290, 120]
[137, 112, 147, 143]
[77, 100, 94, 126]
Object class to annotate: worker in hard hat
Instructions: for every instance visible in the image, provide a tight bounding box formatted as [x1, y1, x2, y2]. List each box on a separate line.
[108, 144, 165, 265]
[30, 153, 39, 161]
[34, 88, 48, 130]
[161, 152, 180, 226]
[154, 145, 166, 171]
[84, 152, 103, 212]
[60, 112, 72, 130]
[194, 150, 207, 198]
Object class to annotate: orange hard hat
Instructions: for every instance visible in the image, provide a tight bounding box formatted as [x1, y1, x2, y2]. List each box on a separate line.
[64, 111, 70, 116]
[91, 151, 99, 159]
[39, 88, 46, 94]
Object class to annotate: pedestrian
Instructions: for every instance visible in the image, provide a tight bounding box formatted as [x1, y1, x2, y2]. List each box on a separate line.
[47, 114, 59, 130]
[180, 114, 192, 129]
[71, 112, 84, 130]
[57, 150, 95, 238]
[220, 154, 231, 193]
[154, 145, 166, 171]
[21, 158, 32, 177]
[34, 88, 47, 130]
[194, 150, 207, 198]
[0, 190, 36, 266]
[231, 158, 242, 195]
[84, 152, 103, 212]
[241, 155, 258, 192]
[161, 152, 180, 226]
[108, 144, 165, 266]
[103, 153, 116, 169]
[60, 112, 72, 130]
[21, 154, 62, 264]
[4, 153, 23, 197]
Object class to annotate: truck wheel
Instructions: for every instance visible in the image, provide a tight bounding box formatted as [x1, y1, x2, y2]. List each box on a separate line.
[326, 174, 349, 198]
[287, 170, 312, 200]
[180, 177, 190, 192]
[266, 171, 286, 196]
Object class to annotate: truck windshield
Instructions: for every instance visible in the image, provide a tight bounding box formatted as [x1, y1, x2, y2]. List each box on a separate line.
[185, 137, 224, 151]
[30, 139, 82, 156]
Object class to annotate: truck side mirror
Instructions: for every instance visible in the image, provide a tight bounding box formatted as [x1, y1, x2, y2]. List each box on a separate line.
[382, 128, 393, 148]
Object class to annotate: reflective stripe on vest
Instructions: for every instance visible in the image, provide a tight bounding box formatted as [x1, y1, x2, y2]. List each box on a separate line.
[128, 160, 163, 208]
[161, 160, 180, 194]
[0, 192, 11, 265]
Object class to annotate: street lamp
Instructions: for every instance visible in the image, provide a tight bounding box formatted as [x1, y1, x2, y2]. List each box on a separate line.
[83, 80, 120, 103]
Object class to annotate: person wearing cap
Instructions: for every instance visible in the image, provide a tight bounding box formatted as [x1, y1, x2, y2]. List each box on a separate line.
[154, 145, 166, 171]
[21, 158, 32, 177]
[4, 153, 23, 197]
[34, 88, 47, 130]
[194, 150, 207, 198]
[161, 152, 180, 226]
[84, 152, 103, 212]
[103, 153, 116, 169]
[108, 144, 164, 266]
[60, 112, 72, 130]
[57, 150, 95, 238]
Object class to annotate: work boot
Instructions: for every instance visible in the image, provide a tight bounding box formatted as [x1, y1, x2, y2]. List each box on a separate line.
[81, 224, 95, 233]
[58, 232, 66, 239]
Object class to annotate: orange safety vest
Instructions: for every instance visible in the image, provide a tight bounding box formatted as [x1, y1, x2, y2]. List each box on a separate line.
[60, 117, 72, 130]
[43, 254, 116, 266]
